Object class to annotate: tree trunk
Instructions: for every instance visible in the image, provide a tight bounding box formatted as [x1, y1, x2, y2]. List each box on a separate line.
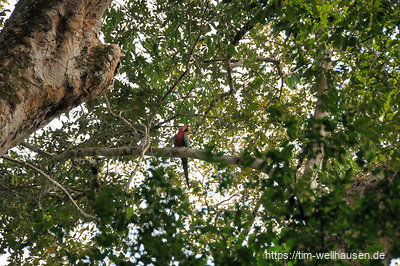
[0, 0, 120, 155]
[303, 55, 332, 189]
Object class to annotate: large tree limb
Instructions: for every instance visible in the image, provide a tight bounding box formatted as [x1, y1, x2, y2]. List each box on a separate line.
[0, 0, 120, 155]
[54, 146, 269, 173]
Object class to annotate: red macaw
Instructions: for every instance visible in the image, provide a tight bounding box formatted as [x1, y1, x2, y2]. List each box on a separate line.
[174, 125, 190, 187]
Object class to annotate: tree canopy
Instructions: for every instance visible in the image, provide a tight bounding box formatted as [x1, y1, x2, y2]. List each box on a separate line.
[1, 0, 400, 264]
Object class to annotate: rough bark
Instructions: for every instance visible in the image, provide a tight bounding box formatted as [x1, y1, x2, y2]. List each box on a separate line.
[0, 0, 120, 155]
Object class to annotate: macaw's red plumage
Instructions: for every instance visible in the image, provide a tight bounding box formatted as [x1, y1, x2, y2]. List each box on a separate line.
[174, 125, 190, 188]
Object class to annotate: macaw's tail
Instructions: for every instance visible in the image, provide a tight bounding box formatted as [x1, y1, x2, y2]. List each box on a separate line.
[181, 157, 189, 188]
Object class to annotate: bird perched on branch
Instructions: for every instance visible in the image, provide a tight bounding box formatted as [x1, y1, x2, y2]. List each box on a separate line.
[174, 125, 190, 188]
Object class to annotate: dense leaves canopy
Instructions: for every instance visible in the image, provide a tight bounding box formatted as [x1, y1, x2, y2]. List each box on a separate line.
[1, 0, 400, 264]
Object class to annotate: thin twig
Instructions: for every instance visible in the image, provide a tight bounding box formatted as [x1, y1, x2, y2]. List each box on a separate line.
[1, 156, 99, 222]
[104, 95, 143, 135]
[20, 141, 54, 158]
[210, 193, 240, 208]
[201, 54, 286, 108]
[240, 195, 262, 238]
[151, 113, 217, 131]
[202, 56, 280, 69]
[147, 2, 210, 129]
[147, 69, 189, 127]
[125, 124, 151, 192]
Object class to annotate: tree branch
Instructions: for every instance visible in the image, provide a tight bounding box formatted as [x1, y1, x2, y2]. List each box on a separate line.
[104, 95, 143, 137]
[151, 113, 217, 131]
[229, 57, 280, 69]
[1, 156, 99, 222]
[197, 55, 285, 118]
[302, 50, 332, 189]
[231, 20, 254, 46]
[125, 125, 150, 192]
[147, 3, 210, 128]
[54, 146, 270, 174]
[20, 141, 54, 158]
